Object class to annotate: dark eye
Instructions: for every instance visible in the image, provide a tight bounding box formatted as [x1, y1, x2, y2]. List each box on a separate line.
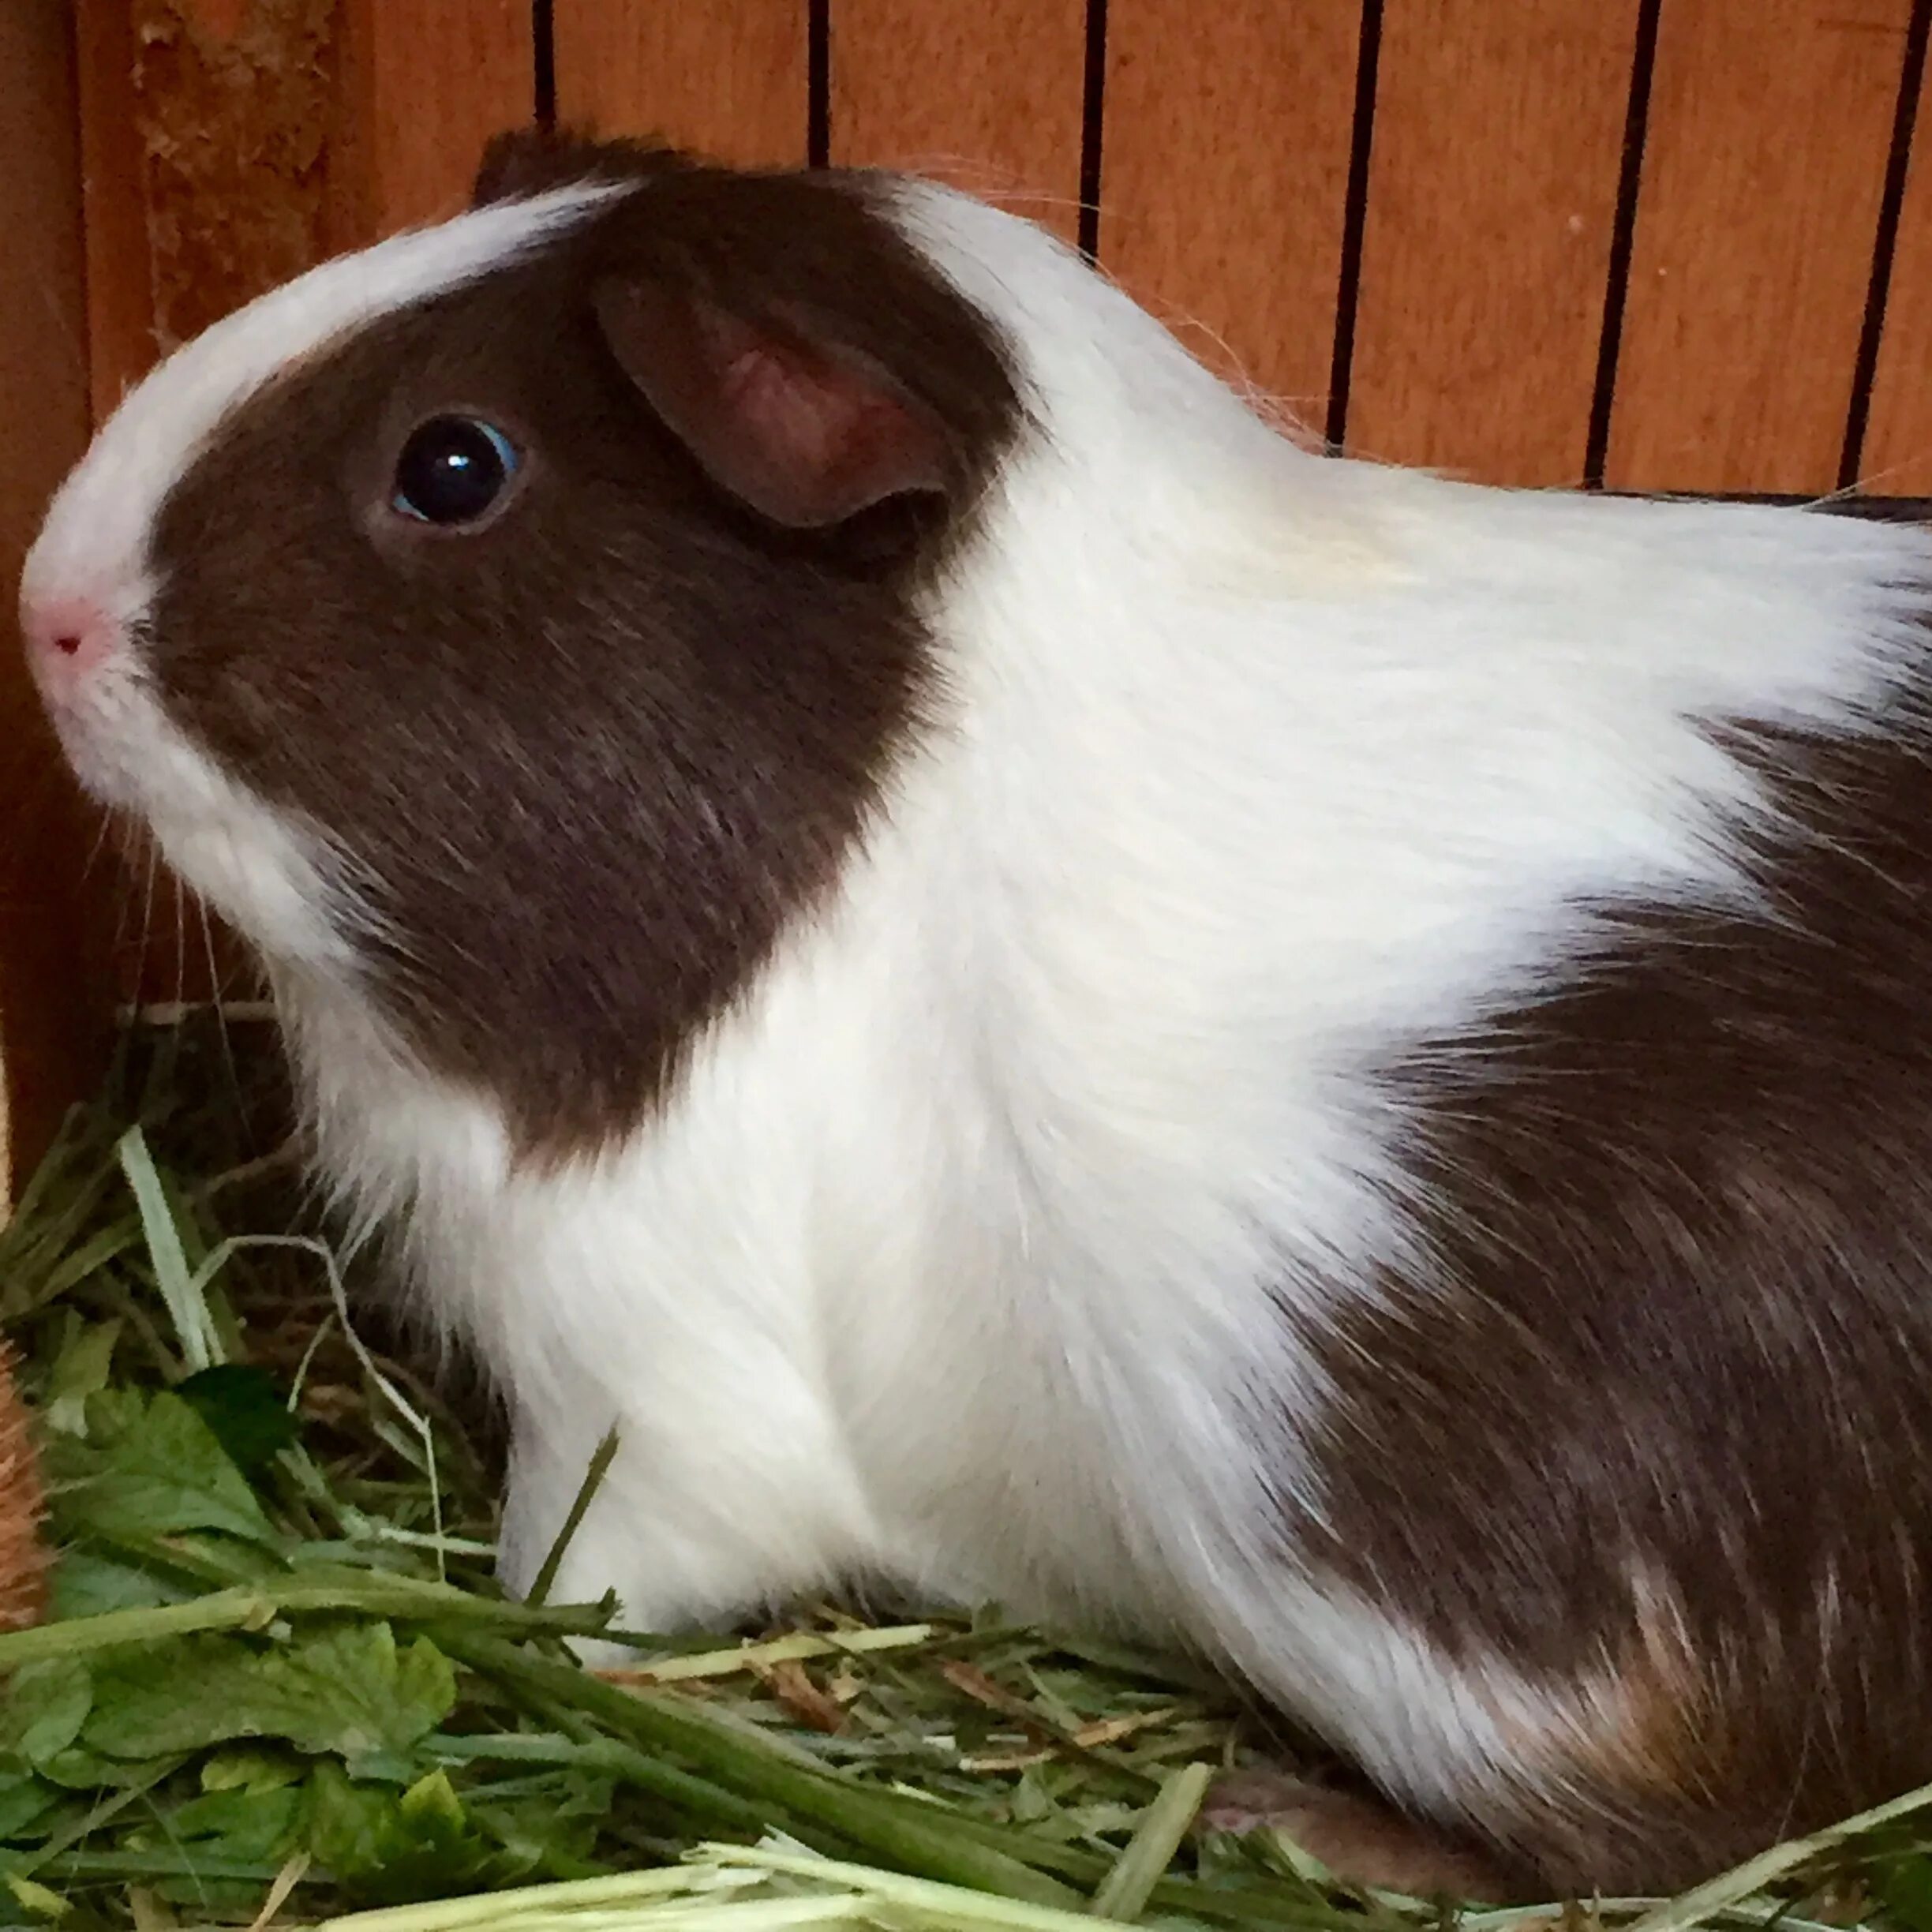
[391, 417, 521, 526]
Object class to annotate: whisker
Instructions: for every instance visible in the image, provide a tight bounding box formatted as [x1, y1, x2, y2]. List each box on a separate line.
[199, 894, 249, 1142]
[110, 837, 163, 1107]
[82, 804, 116, 878]
[159, 868, 188, 1099]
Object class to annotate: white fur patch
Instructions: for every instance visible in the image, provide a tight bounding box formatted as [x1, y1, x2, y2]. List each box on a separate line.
[21, 182, 619, 635]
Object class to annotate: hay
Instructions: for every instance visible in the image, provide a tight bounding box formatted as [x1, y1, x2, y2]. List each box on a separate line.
[0, 1013, 1923, 1931]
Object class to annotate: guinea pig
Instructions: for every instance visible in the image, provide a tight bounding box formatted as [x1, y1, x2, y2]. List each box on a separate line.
[21, 124, 1932, 1900]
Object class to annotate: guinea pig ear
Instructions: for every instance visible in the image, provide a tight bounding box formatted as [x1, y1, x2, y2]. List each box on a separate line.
[591, 278, 951, 530]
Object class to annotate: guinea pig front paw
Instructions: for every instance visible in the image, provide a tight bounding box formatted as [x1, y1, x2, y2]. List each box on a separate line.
[494, 1449, 782, 1644]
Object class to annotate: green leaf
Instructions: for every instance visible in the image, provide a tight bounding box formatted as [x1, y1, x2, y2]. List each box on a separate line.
[50, 1392, 280, 1549]
[302, 1762, 521, 1907]
[466, 1775, 612, 1882]
[0, 1661, 92, 1768]
[199, 1747, 302, 1796]
[174, 1365, 300, 1477]
[0, 1774, 62, 1844]
[45, 1552, 187, 1623]
[84, 1624, 455, 1762]
[34, 1745, 181, 1791]
[1883, 1855, 1932, 1932]
[167, 1784, 303, 1863]
[6, 1872, 69, 1919]
[41, 1317, 121, 1437]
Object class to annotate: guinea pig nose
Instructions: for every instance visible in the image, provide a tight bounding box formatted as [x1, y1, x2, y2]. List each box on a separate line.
[19, 596, 114, 673]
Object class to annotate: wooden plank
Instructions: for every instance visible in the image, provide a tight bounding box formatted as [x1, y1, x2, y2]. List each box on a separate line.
[552, 0, 808, 167]
[77, 0, 339, 417]
[828, 0, 1086, 247]
[0, 0, 110, 1191]
[333, 0, 536, 239]
[73, 2, 151, 421]
[80, 0, 533, 410]
[1604, 0, 1911, 496]
[1344, 0, 1638, 485]
[1861, 51, 1932, 494]
[1099, 0, 1361, 439]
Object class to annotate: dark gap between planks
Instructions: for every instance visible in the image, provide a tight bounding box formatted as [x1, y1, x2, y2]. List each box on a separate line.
[1840, 0, 1932, 490]
[1324, 0, 1384, 453]
[532, 0, 556, 129]
[1077, 0, 1110, 260]
[1583, 0, 1662, 490]
[808, 0, 831, 167]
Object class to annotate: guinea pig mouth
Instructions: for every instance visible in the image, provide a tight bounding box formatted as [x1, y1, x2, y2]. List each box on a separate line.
[30, 662, 151, 814]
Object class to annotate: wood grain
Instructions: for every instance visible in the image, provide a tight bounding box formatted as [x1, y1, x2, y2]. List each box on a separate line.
[0, 0, 110, 1191]
[1099, 0, 1362, 439]
[552, 0, 809, 167]
[1344, 0, 1638, 485]
[1604, 0, 1911, 495]
[1860, 50, 1932, 493]
[77, 0, 339, 417]
[77, 0, 531, 414]
[828, 0, 1086, 245]
[333, 0, 534, 239]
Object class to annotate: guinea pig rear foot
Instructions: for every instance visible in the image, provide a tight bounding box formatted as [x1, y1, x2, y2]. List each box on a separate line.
[1201, 1770, 1522, 1904]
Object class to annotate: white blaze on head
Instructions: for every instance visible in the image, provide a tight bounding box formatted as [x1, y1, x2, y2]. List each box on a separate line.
[21, 182, 623, 634]
[15, 180, 624, 972]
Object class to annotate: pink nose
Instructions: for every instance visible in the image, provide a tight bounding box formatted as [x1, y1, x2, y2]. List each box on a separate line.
[19, 596, 114, 676]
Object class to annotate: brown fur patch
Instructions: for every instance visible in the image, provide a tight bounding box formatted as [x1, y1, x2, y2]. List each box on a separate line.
[1296, 532, 1932, 1892]
[144, 138, 1020, 1162]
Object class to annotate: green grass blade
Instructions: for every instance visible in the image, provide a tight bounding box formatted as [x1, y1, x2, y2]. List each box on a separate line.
[1086, 1763, 1210, 1921]
[526, 1427, 620, 1608]
[439, 1633, 1084, 1910]
[116, 1125, 219, 1372]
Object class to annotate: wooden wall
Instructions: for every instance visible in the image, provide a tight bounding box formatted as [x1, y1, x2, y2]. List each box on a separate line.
[5, 0, 1932, 1184]
[0, 1, 108, 1196]
[68, 0, 1932, 496]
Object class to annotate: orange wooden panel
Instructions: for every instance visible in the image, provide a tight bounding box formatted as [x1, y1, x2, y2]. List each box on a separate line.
[829, 0, 1086, 247]
[1605, 0, 1911, 496]
[79, 0, 531, 417]
[80, 0, 341, 420]
[335, 0, 535, 238]
[73, 1, 151, 421]
[0, 0, 110, 1186]
[552, 0, 808, 167]
[1861, 54, 1932, 493]
[1345, 0, 1638, 485]
[1101, 0, 1361, 438]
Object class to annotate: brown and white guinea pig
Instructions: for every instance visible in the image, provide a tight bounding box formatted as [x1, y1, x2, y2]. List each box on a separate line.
[19, 124, 1932, 1896]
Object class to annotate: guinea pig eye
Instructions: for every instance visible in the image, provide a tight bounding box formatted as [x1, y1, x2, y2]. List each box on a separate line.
[391, 417, 521, 526]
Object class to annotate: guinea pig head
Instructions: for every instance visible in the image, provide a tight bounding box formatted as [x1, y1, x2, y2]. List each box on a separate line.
[18, 134, 1022, 1158]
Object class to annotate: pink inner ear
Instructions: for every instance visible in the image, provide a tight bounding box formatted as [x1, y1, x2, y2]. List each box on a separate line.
[719, 335, 937, 512]
[695, 310, 950, 525]
[595, 278, 951, 529]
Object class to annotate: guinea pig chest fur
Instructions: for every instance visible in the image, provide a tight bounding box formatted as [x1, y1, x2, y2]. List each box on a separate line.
[21, 127, 1932, 1899]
